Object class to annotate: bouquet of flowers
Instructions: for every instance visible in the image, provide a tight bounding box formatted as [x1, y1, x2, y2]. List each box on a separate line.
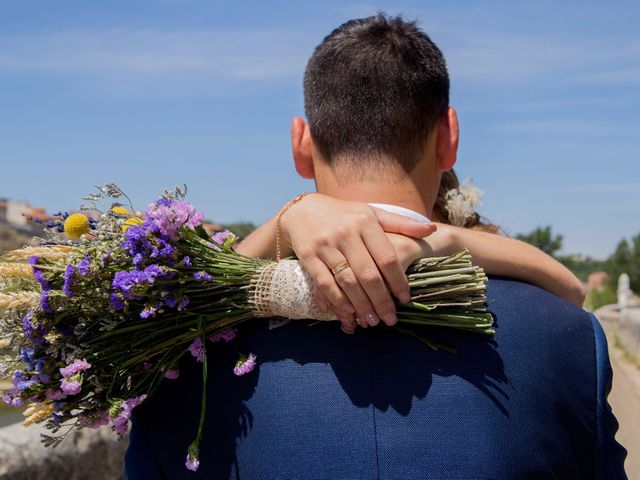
[0, 184, 493, 471]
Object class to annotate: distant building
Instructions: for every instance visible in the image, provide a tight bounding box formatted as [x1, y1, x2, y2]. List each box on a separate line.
[587, 272, 609, 292]
[0, 198, 48, 234]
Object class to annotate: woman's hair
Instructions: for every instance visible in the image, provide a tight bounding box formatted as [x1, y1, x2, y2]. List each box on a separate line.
[432, 170, 501, 234]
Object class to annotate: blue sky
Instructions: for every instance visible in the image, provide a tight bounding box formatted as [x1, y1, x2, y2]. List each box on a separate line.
[0, 1, 638, 259]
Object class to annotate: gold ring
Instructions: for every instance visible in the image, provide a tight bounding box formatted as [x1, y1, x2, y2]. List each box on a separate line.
[331, 261, 351, 276]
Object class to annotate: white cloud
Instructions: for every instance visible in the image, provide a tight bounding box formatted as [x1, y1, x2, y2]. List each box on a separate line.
[435, 29, 640, 86]
[0, 21, 638, 95]
[0, 28, 313, 86]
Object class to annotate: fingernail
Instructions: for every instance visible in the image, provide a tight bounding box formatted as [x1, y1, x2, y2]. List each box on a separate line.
[398, 291, 411, 304]
[316, 299, 328, 313]
[341, 325, 355, 334]
[342, 303, 355, 314]
[365, 312, 379, 326]
[383, 312, 397, 326]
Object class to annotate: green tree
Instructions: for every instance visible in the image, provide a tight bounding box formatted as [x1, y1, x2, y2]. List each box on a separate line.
[606, 235, 640, 292]
[558, 255, 606, 282]
[516, 226, 564, 257]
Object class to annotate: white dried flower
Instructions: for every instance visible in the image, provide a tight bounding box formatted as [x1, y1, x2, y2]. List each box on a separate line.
[444, 178, 484, 227]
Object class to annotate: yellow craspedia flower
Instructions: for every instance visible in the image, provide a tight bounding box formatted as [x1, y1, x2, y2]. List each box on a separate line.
[123, 217, 143, 232]
[64, 213, 90, 239]
[111, 206, 130, 216]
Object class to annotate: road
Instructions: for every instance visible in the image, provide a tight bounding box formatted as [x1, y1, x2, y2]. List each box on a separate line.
[607, 327, 640, 479]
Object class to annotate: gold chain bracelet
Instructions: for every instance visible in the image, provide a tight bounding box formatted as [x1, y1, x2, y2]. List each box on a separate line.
[275, 193, 311, 261]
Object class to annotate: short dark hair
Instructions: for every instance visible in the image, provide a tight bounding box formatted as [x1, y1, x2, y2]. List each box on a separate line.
[304, 14, 449, 173]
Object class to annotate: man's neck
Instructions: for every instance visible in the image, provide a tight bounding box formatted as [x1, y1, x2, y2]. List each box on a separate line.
[315, 170, 438, 219]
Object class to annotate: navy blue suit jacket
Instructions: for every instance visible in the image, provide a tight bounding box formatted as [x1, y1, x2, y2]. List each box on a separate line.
[125, 278, 628, 479]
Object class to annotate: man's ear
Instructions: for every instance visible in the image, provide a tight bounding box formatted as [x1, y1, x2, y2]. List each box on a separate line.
[436, 107, 459, 172]
[291, 116, 315, 180]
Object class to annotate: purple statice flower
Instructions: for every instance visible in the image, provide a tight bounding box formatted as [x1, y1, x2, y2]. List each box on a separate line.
[212, 230, 235, 247]
[52, 413, 62, 425]
[40, 291, 53, 314]
[29, 256, 52, 291]
[77, 258, 91, 276]
[182, 256, 191, 267]
[112, 395, 147, 435]
[177, 296, 190, 311]
[164, 369, 180, 380]
[121, 225, 151, 258]
[144, 199, 205, 241]
[140, 304, 160, 319]
[34, 359, 45, 373]
[233, 353, 257, 376]
[53, 401, 66, 412]
[33, 373, 50, 384]
[60, 359, 91, 378]
[63, 264, 75, 298]
[185, 452, 200, 472]
[143, 264, 170, 283]
[110, 293, 125, 311]
[113, 265, 173, 300]
[162, 295, 178, 309]
[149, 239, 176, 260]
[193, 271, 212, 282]
[13, 371, 35, 392]
[19, 347, 36, 369]
[112, 270, 147, 300]
[2, 388, 23, 408]
[85, 412, 110, 429]
[132, 253, 144, 267]
[22, 311, 47, 344]
[209, 328, 237, 343]
[188, 338, 205, 363]
[22, 311, 34, 338]
[60, 378, 82, 395]
[46, 389, 67, 401]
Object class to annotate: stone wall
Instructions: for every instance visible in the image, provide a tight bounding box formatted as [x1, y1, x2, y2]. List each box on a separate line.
[0, 422, 126, 479]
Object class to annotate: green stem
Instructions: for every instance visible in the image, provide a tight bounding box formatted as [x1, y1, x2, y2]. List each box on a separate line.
[191, 316, 208, 459]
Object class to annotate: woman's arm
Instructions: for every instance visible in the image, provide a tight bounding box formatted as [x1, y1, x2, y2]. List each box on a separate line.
[395, 223, 586, 307]
[234, 193, 436, 332]
[236, 195, 585, 328]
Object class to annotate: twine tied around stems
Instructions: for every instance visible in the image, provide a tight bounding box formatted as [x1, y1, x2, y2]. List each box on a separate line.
[250, 260, 338, 321]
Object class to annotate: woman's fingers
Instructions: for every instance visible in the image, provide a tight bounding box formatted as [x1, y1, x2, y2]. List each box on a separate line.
[299, 254, 356, 331]
[316, 247, 379, 328]
[313, 283, 356, 334]
[371, 207, 437, 238]
[330, 238, 399, 327]
[360, 221, 411, 304]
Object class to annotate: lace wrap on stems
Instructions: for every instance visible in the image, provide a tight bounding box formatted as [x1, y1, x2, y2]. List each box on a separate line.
[250, 260, 338, 321]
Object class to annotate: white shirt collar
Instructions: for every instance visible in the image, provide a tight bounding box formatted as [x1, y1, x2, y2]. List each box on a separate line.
[368, 203, 431, 223]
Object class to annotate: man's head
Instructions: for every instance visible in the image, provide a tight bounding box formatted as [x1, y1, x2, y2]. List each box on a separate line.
[292, 13, 459, 200]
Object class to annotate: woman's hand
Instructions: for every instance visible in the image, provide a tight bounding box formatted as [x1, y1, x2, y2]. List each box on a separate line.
[279, 194, 437, 333]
